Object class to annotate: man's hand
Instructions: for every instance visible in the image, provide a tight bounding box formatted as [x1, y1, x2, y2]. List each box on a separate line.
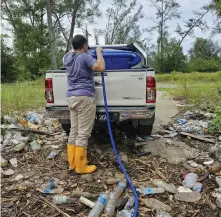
[96, 47, 103, 53]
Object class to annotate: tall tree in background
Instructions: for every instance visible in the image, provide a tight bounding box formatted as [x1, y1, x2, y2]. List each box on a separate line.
[46, 0, 57, 69]
[51, 0, 101, 52]
[103, 0, 144, 44]
[188, 38, 221, 72]
[1, 0, 50, 79]
[147, 0, 180, 53]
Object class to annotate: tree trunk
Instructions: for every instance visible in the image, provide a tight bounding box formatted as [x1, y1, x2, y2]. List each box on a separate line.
[66, 11, 77, 53]
[46, 0, 57, 69]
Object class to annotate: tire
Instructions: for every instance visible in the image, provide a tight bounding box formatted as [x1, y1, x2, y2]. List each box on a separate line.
[61, 124, 70, 136]
[137, 124, 153, 136]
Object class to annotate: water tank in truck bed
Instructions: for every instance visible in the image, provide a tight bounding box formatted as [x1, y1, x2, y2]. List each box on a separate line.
[89, 49, 141, 70]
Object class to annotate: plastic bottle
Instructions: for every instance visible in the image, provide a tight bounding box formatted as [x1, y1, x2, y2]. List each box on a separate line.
[141, 198, 171, 212]
[174, 191, 201, 202]
[136, 187, 165, 195]
[79, 196, 95, 208]
[193, 182, 202, 192]
[182, 173, 198, 188]
[53, 195, 76, 204]
[152, 179, 177, 194]
[155, 210, 172, 217]
[124, 197, 134, 210]
[117, 210, 132, 217]
[104, 192, 117, 217]
[113, 181, 127, 200]
[88, 193, 108, 217]
[117, 196, 129, 211]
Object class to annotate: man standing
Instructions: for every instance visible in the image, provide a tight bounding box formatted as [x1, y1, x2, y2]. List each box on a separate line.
[63, 35, 105, 174]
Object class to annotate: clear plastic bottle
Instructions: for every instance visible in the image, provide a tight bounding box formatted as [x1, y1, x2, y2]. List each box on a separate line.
[124, 197, 134, 210]
[156, 210, 172, 217]
[53, 195, 76, 204]
[152, 179, 177, 193]
[141, 198, 172, 212]
[113, 181, 127, 199]
[104, 192, 116, 217]
[136, 187, 165, 195]
[174, 191, 201, 202]
[88, 193, 108, 217]
[117, 210, 132, 217]
[182, 173, 198, 188]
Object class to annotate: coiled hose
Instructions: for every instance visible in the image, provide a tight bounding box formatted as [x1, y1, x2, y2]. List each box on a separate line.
[101, 72, 139, 217]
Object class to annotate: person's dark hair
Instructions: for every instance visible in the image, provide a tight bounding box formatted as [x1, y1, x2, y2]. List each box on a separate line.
[72, 35, 87, 49]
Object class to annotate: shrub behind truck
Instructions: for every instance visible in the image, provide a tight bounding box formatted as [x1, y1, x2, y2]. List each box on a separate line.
[45, 43, 156, 136]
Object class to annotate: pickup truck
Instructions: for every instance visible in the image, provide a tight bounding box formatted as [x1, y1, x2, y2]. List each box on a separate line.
[45, 43, 156, 136]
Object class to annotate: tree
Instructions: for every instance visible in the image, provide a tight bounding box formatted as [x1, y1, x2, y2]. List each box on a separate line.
[176, 6, 210, 45]
[46, 0, 57, 69]
[103, 0, 144, 44]
[188, 38, 221, 72]
[1, 0, 51, 79]
[147, 0, 180, 53]
[151, 39, 187, 73]
[51, 0, 101, 52]
[1, 37, 17, 83]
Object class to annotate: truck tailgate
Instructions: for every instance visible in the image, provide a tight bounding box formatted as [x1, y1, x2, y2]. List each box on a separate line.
[94, 71, 146, 106]
[50, 70, 147, 106]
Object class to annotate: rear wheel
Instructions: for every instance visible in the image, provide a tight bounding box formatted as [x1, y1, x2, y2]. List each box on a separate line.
[137, 124, 153, 136]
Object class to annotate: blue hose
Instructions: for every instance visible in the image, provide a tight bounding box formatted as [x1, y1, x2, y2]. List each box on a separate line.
[101, 72, 139, 217]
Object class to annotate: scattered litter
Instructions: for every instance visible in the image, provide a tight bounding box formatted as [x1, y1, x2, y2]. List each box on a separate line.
[47, 150, 60, 159]
[177, 186, 192, 193]
[117, 196, 129, 211]
[141, 198, 172, 211]
[175, 191, 201, 202]
[53, 195, 77, 204]
[178, 119, 187, 125]
[30, 140, 41, 153]
[13, 143, 26, 152]
[9, 158, 18, 167]
[136, 187, 165, 195]
[1, 156, 8, 167]
[13, 174, 24, 181]
[152, 179, 177, 194]
[26, 112, 42, 124]
[3, 169, 15, 176]
[203, 158, 214, 165]
[72, 191, 96, 198]
[216, 177, 221, 188]
[182, 173, 198, 188]
[210, 163, 221, 173]
[37, 179, 63, 194]
[193, 182, 202, 192]
[107, 178, 121, 185]
[187, 160, 199, 168]
[79, 196, 95, 208]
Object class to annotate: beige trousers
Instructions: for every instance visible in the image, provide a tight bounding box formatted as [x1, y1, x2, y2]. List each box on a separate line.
[68, 96, 96, 147]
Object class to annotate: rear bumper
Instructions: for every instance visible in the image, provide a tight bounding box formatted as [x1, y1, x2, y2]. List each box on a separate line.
[46, 106, 155, 122]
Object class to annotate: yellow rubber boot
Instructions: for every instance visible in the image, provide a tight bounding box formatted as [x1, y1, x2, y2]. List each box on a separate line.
[67, 144, 76, 170]
[75, 146, 96, 174]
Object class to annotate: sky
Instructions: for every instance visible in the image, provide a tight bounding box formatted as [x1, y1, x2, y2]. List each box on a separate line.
[1, 0, 220, 54]
[75, 0, 220, 54]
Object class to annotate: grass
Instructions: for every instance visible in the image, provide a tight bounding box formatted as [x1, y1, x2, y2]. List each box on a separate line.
[156, 71, 221, 83]
[1, 78, 45, 114]
[157, 71, 221, 111]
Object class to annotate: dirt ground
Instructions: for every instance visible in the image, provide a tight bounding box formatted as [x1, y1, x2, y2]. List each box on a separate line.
[1, 91, 221, 217]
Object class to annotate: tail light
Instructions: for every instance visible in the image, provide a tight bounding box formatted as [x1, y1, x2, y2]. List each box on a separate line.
[146, 76, 156, 103]
[45, 78, 54, 103]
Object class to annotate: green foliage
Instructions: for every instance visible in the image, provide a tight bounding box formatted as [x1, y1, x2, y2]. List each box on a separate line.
[209, 107, 221, 134]
[150, 39, 187, 73]
[1, 38, 17, 83]
[2, 78, 45, 114]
